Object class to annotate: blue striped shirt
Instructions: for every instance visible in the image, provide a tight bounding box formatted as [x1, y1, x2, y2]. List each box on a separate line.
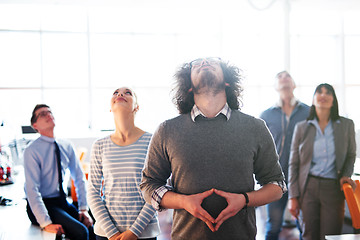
[87, 133, 160, 239]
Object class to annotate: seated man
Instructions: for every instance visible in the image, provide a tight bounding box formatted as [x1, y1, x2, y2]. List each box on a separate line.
[24, 104, 94, 240]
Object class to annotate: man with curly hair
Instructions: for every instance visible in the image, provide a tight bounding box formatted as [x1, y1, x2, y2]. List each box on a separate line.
[141, 57, 286, 239]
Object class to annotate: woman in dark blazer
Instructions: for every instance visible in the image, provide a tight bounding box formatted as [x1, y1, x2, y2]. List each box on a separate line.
[288, 83, 356, 240]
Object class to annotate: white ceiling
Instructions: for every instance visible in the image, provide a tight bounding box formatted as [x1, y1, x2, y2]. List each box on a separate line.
[0, 0, 360, 10]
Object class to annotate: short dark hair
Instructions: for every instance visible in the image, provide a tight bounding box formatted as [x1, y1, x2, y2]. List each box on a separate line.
[172, 60, 244, 114]
[31, 104, 50, 126]
[307, 83, 340, 121]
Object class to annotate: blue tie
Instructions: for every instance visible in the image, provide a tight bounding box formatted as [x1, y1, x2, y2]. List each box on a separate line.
[54, 141, 66, 199]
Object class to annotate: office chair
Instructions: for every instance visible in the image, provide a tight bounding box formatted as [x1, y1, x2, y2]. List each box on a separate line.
[343, 180, 360, 231]
[71, 151, 87, 203]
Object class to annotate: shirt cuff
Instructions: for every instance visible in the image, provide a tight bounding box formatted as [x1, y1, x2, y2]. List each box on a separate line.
[78, 206, 88, 212]
[40, 220, 53, 229]
[268, 180, 287, 193]
[151, 185, 173, 211]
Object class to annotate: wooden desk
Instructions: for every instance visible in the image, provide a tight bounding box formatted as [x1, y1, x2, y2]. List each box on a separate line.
[0, 166, 56, 240]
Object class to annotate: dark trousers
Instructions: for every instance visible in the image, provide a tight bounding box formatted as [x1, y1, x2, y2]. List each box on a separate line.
[26, 197, 95, 240]
[300, 176, 344, 240]
[96, 236, 156, 240]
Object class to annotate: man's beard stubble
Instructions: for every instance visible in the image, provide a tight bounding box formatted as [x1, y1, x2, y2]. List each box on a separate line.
[192, 70, 225, 95]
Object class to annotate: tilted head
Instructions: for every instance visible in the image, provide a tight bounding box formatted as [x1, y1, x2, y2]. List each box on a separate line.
[172, 57, 244, 114]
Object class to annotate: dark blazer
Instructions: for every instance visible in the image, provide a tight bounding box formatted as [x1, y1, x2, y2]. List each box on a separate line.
[288, 117, 356, 202]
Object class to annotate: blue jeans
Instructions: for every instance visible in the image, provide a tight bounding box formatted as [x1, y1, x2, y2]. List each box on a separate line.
[265, 191, 289, 240]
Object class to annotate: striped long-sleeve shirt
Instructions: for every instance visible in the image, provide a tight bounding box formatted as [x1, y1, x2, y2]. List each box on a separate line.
[87, 133, 160, 239]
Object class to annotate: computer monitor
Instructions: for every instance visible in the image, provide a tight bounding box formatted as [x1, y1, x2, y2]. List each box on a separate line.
[21, 126, 36, 134]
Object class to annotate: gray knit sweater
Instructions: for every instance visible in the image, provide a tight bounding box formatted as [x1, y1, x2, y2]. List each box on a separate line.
[141, 110, 284, 240]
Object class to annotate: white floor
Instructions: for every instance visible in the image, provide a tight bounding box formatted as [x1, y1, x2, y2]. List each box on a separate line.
[0, 166, 56, 240]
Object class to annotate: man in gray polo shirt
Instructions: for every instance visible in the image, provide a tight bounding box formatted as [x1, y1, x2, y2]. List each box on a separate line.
[141, 57, 286, 240]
